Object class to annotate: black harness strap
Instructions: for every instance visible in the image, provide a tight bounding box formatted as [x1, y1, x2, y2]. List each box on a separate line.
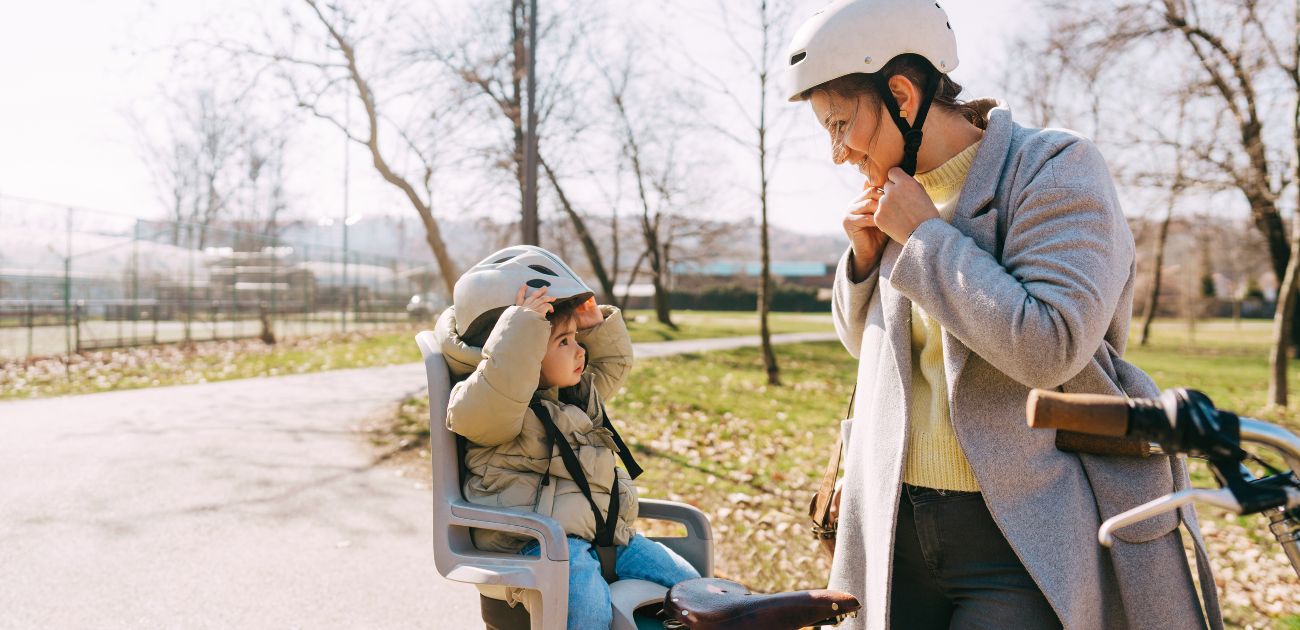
[597, 400, 643, 480]
[531, 401, 622, 583]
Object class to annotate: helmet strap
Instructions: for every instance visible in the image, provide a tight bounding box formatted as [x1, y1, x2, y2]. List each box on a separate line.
[876, 70, 942, 177]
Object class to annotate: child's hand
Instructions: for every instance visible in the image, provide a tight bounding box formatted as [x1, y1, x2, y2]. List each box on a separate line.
[574, 297, 603, 329]
[516, 284, 555, 316]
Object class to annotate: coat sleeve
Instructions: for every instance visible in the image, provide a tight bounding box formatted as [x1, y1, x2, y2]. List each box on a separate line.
[446, 305, 550, 446]
[831, 247, 881, 359]
[575, 305, 633, 401]
[889, 139, 1132, 390]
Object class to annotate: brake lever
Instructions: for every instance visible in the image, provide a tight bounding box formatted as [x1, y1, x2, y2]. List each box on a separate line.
[1098, 488, 1242, 547]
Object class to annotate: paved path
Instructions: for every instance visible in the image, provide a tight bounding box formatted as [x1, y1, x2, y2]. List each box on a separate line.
[0, 332, 837, 628]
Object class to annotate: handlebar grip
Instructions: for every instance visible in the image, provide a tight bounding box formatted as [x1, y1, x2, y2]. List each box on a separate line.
[1026, 390, 1129, 437]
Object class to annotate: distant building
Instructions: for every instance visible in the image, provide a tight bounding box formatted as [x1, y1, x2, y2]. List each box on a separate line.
[670, 261, 835, 290]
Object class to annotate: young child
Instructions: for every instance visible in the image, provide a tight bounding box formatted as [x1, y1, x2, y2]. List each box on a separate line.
[434, 245, 699, 629]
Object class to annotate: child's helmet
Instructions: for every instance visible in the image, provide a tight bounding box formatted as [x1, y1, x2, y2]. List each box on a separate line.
[454, 245, 595, 343]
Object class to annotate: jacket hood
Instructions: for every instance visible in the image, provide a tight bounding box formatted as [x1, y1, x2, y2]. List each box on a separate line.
[434, 306, 485, 378]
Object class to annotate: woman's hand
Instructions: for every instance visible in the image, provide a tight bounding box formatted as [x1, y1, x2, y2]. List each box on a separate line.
[843, 181, 889, 281]
[875, 167, 941, 244]
[515, 284, 555, 317]
[573, 297, 604, 330]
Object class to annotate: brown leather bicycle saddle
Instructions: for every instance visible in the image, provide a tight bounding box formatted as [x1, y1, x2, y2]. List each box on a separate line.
[662, 578, 860, 630]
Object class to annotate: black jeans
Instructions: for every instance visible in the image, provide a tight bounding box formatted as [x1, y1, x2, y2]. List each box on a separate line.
[889, 484, 1061, 630]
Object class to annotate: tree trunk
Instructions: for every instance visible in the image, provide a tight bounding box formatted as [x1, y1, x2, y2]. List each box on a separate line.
[1139, 202, 1174, 346]
[541, 158, 617, 304]
[1269, 220, 1300, 406]
[651, 272, 673, 328]
[645, 222, 674, 329]
[757, 0, 779, 387]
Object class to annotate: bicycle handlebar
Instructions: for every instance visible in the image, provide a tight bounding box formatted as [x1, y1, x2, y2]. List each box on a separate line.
[1025, 387, 1300, 580]
[1025, 390, 1130, 436]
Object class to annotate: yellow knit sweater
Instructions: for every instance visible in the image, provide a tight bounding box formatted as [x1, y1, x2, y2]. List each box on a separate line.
[902, 140, 983, 491]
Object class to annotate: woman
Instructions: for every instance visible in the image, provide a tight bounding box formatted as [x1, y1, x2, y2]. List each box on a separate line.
[784, 1, 1222, 629]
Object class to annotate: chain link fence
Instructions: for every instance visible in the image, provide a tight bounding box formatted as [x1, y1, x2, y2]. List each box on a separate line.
[0, 196, 444, 360]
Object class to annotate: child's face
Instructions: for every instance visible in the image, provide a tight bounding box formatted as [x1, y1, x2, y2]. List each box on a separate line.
[539, 317, 585, 389]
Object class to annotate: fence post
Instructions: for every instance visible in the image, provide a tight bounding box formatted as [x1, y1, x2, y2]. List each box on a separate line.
[132, 218, 140, 341]
[269, 235, 279, 341]
[185, 222, 194, 343]
[26, 301, 34, 357]
[64, 207, 73, 355]
[74, 301, 82, 353]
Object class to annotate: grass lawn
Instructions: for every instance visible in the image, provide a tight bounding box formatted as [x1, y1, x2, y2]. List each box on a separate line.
[381, 317, 1299, 629]
[0, 327, 428, 401]
[621, 310, 834, 343]
[0, 309, 831, 400]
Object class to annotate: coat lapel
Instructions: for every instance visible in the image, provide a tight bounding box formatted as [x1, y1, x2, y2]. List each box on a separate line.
[878, 239, 913, 415]
[942, 101, 1017, 398]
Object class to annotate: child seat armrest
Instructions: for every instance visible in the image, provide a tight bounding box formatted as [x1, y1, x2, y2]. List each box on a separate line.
[638, 499, 714, 577]
[638, 499, 712, 541]
[449, 499, 570, 561]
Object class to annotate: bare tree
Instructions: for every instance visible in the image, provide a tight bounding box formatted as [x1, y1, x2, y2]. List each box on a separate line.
[1022, 0, 1300, 403]
[421, 0, 620, 301]
[209, 0, 465, 293]
[599, 49, 698, 328]
[136, 86, 277, 251]
[1139, 99, 1192, 346]
[676, 0, 796, 384]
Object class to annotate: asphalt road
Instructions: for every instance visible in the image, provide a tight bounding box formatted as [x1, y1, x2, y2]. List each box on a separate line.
[0, 332, 836, 629]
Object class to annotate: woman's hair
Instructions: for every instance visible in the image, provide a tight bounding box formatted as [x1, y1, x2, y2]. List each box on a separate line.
[804, 54, 981, 127]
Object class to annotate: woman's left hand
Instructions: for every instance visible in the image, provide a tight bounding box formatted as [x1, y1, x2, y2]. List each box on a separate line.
[574, 297, 604, 330]
[875, 167, 941, 244]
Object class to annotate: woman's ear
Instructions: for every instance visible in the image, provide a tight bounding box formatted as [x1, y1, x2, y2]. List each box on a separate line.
[886, 74, 919, 119]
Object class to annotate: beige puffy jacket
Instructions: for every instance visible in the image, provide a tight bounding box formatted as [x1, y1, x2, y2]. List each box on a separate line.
[436, 303, 638, 553]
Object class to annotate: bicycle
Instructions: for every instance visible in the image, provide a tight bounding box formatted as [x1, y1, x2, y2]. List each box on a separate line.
[1026, 387, 1300, 578]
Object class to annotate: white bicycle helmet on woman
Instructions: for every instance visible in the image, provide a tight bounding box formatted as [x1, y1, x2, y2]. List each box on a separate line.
[784, 0, 958, 176]
[453, 245, 595, 345]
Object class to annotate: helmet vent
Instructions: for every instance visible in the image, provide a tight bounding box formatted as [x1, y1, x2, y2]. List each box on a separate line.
[492, 256, 515, 264]
[790, 51, 807, 66]
[528, 264, 560, 276]
[526, 279, 551, 289]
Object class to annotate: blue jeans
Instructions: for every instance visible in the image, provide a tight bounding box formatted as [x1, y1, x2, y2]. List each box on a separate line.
[521, 533, 700, 629]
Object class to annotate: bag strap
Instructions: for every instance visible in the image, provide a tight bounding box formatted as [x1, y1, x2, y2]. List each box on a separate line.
[531, 401, 621, 582]
[811, 386, 856, 532]
[811, 436, 843, 530]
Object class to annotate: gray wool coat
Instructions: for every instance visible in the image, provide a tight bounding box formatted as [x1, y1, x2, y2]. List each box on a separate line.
[828, 100, 1223, 630]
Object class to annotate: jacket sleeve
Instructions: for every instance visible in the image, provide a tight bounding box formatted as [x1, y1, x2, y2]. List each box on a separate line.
[446, 306, 550, 446]
[831, 247, 881, 359]
[889, 139, 1132, 390]
[575, 305, 633, 401]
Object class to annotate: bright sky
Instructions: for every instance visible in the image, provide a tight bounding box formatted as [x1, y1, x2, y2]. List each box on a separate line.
[0, 0, 1028, 240]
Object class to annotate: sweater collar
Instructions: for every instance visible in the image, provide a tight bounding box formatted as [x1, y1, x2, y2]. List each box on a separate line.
[915, 140, 982, 213]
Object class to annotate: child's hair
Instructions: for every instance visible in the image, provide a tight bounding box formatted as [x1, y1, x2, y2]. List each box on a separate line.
[546, 298, 582, 330]
[460, 296, 584, 348]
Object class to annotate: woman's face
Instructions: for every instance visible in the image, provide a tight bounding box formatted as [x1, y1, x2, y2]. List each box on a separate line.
[810, 90, 902, 189]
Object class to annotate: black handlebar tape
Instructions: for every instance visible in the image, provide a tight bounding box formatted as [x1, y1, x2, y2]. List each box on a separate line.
[1025, 390, 1130, 437]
